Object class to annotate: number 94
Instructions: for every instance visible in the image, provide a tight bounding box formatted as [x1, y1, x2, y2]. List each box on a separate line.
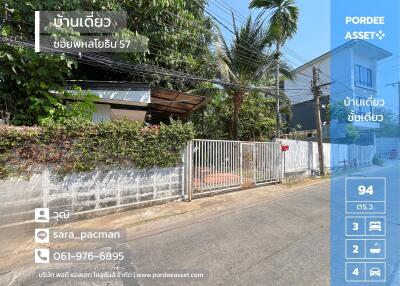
[358, 185, 373, 195]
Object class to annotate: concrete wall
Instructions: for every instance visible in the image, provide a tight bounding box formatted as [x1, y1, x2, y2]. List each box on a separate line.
[0, 166, 184, 228]
[278, 139, 374, 178]
[376, 137, 400, 158]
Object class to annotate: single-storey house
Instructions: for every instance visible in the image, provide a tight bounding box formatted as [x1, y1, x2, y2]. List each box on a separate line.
[64, 80, 209, 124]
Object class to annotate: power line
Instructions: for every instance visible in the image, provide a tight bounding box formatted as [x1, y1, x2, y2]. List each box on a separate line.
[207, 0, 307, 67]
[0, 13, 316, 90]
[161, 8, 313, 86]
[2, 33, 297, 95]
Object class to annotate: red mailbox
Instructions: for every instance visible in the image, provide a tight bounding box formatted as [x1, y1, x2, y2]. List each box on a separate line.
[281, 145, 289, 152]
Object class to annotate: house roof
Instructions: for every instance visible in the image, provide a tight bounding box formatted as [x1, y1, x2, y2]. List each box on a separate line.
[65, 81, 209, 123]
[291, 40, 392, 73]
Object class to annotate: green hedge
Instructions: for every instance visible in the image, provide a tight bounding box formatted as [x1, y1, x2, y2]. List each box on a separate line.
[0, 118, 195, 178]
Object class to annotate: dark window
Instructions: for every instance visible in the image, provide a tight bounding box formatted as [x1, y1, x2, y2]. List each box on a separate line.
[355, 65, 373, 88]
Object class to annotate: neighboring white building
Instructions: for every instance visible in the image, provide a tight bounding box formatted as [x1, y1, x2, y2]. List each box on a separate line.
[284, 40, 391, 136]
[66, 81, 151, 122]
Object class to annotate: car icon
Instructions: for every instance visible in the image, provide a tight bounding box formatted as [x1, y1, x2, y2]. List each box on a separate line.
[369, 221, 382, 232]
[370, 267, 381, 277]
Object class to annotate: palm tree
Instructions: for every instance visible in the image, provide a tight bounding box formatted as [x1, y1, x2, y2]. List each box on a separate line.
[215, 14, 291, 139]
[249, 0, 299, 138]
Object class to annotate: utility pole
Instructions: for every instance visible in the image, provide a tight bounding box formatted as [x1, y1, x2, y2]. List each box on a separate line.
[275, 48, 281, 139]
[312, 67, 326, 176]
[385, 81, 400, 125]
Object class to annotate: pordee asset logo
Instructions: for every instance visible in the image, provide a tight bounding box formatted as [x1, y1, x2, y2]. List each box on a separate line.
[344, 16, 386, 40]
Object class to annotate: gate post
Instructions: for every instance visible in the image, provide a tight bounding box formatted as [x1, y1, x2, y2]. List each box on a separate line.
[239, 143, 243, 186]
[281, 146, 285, 182]
[252, 144, 256, 183]
[184, 140, 194, 201]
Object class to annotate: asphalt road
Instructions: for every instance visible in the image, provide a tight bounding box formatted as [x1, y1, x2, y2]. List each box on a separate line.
[126, 182, 330, 286]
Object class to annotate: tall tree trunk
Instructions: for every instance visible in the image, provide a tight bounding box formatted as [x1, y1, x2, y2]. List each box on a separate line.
[232, 91, 243, 140]
[275, 41, 281, 139]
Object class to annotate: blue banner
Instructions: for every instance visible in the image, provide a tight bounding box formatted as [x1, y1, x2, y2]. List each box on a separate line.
[331, 0, 400, 285]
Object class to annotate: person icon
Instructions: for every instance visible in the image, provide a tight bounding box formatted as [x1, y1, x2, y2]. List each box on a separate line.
[35, 208, 49, 223]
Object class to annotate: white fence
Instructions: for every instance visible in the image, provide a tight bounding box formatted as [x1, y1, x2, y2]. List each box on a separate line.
[277, 139, 374, 175]
[186, 139, 282, 198]
[376, 137, 400, 159]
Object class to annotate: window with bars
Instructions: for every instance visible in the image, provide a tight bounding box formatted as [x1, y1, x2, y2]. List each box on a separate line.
[355, 64, 373, 88]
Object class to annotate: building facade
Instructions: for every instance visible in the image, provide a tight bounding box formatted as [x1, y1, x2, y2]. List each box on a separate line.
[284, 40, 391, 141]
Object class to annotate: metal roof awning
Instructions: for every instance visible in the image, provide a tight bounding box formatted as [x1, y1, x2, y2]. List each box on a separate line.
[148, 87, 209, 123]
[63, 81, 209, 124]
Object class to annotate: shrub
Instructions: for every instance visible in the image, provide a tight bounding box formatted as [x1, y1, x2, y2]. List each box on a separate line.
[0, 119, 195, 178]
[372, 154, 384, 166]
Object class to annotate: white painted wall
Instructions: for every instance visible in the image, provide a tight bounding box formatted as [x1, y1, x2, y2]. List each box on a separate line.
[66, 89, 150, 122]
[285, 45, 381, 105]
[85, 90, 151, 104]
[67, 89, 151, 104]
[92, 104, 111, 122]
[0, 166, 184, 227]
[285, 52, 336, 104]
[376, 137, 400, 158]
[278, 139, 374, 174]
[285, 64, 315, 104]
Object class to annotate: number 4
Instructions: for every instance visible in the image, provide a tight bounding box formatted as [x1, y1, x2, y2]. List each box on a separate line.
[352, 267, 359, 276]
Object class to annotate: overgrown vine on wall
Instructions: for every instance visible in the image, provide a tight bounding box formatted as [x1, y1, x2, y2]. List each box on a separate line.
[0, 119, 195, 179]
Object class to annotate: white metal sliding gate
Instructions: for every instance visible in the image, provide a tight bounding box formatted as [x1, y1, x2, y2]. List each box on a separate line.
[185, 139, 282, 198]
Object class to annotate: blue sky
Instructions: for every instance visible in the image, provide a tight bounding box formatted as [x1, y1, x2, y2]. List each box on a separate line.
[208, 0, 399, 113]
[208, 0, 330, 68]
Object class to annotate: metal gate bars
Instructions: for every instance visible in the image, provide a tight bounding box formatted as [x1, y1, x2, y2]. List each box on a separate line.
[184, 139, 282, 199]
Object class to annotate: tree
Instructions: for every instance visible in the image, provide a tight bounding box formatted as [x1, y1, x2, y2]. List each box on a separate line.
[345, 124, 360, 143]
[191, 90, 278, 141]
[249, 0, 299, 138]
[374, 108, 399, 137]
[0, 38, 77, 125]
[104, 0, 217, 91]
[0, 0, 217, 125]
[237, 93, 277, 140]
[214, 14, 290, 139]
